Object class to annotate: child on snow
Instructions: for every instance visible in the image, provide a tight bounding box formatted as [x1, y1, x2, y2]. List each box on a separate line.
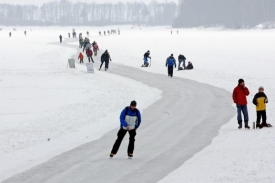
[252, 86, 272, 128]
[78, 53, 84, 64]
[186, 61, 194, 70]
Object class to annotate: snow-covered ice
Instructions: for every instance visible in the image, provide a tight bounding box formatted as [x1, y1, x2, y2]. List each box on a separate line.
[0, 26, 275, 182]
[0, 27, 161, 181]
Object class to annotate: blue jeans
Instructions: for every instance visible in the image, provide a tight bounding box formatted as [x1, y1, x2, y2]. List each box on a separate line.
[236, 105, 249, 125]
[178, 59, 186, 69]
[143, 57, 149, 66]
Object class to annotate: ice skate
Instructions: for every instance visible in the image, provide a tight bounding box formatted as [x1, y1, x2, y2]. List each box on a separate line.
[128, 153, 133, 159]
[110, 153, 115, 158]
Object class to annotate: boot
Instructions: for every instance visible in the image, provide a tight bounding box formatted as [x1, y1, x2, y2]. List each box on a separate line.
[245, 125, 250, 129]
[261, 123, 269, 128]
[256, 123, 262, 129]
[238, 124, 242, 129]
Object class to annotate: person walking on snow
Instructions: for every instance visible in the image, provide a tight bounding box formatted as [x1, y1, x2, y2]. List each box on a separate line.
[82, 37, 90, 52]
[99, 50, 112, 71]
[59, 35, 62, 43]
[232, 79, 250, 129]
[79, 37, 84, 48]
[252, 86, 272, 128]
[110, 100, 141, 159]
[68, 33, 70, 38]
[78, 53, 84, 64]
[86, 49, 94, 63]
[92, 41, 99, 56]
[85, 42, 92, 51]
[178, 54, 186, 70]
[142, 50, 151, 67]
[166, 54, 177, 77]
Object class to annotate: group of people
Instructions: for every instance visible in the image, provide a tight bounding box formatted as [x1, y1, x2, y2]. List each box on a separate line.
[99, 29, 120, 36]
[108, 79, 272, 160]
[233, 79, 272, 129]
[142, 51, 194, 78]
[78, 38, 99, 64]
[171, 30, 179, 35]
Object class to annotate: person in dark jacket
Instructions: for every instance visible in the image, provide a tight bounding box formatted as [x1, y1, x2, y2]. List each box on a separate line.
[142, 50, 151, 67]
[110, 100, 141, 158]
[99, 50, 112, 71]
[186, 61, 194, 70]
[232, 79, 250, 129]
[166, 54, 177, 77]
[59, 35, 62, 43]
[252, 86, 272, 128]
[178, 54, 186, 70]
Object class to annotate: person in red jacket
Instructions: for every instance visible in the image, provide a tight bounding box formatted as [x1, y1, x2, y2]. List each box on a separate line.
[86, 49, 94, 63]
[232, 79, 250, 129]
[78, 53, 84, 64]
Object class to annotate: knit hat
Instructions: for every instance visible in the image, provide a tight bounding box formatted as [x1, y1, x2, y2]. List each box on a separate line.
[238, 79, 244, 84]
[130, 100, 137, 107]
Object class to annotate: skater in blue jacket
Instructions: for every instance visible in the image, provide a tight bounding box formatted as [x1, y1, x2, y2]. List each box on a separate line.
[110, 101, 141, 158]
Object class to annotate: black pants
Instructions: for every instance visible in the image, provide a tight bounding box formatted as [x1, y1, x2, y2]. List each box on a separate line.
[111, 129, 136, 155]
[80, 59, 83, 64]
[100, 60, 109, 69]
[168, 66, 174, 77]
[105, 60, 109, 69]
[256, 110, 267, 124]
[88, 57, 94, 63]
[99, 61, 104, 69]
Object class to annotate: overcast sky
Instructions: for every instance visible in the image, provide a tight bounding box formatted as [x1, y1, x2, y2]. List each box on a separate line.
[0, 0, 178, 5]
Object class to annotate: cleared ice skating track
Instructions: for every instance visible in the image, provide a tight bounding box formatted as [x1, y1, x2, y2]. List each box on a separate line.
[2, 40, 235, 183]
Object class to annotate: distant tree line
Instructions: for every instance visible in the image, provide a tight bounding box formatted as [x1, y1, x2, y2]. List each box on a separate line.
[0, 0, 177, 26]
[174, 0, 275, 28]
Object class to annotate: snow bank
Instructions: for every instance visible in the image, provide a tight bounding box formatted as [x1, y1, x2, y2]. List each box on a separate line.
[0, 27, 161, 181]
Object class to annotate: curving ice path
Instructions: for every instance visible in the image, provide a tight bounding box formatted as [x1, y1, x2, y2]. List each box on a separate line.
[2, 40, 235, 183]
